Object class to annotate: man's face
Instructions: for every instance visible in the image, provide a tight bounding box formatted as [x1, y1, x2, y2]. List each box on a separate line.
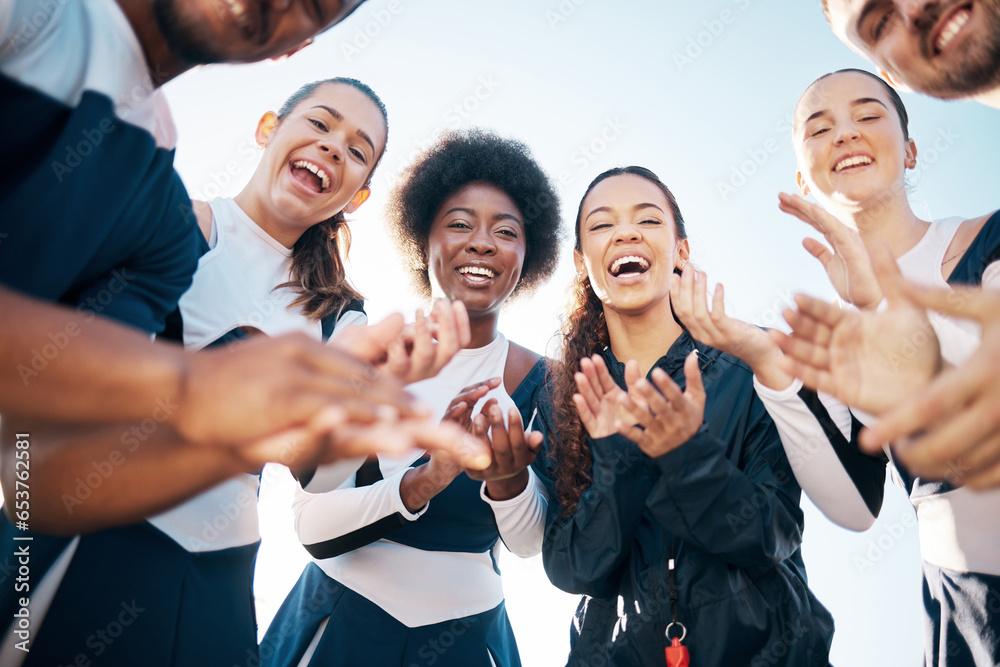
[153, 0, 366, 65]
[826, 0, 1000, 99]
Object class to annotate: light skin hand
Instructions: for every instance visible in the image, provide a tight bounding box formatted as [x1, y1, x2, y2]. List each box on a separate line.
[378, 300, 472, 385]
[779, 193, 883, 310]
[573, 355, 628, 439]
[670, 266, 791, 390]
[771, 247, 941, 416]
[615, 351, 706, 458]
[860, 282, 1000, 490]
[466, 400, 544, 501]
[174, 314, 427, 448]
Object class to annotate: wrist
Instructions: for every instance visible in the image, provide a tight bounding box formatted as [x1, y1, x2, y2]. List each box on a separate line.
[485, 469, 529, 501]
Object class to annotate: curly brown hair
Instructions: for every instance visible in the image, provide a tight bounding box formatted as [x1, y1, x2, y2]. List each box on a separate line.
[549, 166, 687, 515]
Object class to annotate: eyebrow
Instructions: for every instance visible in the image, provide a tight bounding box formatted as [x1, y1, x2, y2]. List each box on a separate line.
[584, 202, 665, 223]
[310, 104, 377, 154]
[804, 97, 889, 124]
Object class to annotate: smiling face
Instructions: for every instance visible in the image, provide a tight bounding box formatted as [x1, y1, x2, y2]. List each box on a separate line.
[251, 81, 387, 237]
[152, 0, 366, 65]
[825, 0, 1000, 99]
[577, 174, 689, 317]
[794, 71, 916, 210]
[426, 183, 527, 320]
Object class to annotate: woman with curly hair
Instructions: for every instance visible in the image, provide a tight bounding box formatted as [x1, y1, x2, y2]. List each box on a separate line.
[260, 129, 562, 667]
[536, 166, 834, 666]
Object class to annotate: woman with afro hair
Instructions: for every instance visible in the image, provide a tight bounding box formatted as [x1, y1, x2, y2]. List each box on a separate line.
[261, 128, 563, 667]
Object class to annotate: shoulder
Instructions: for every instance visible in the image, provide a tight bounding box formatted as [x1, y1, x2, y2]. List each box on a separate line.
[504, 340, 543, 391]
[191, 200, 215, 246]
[949, 210, 1000, 286]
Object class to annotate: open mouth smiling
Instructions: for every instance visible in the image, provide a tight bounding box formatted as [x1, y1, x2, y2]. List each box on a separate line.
[457, 264, 498, 283]
[609, 254, 651, 278]
[290, 159, 332, 194]
[933, 4, 973, 55]
[833, 154, 874, 173]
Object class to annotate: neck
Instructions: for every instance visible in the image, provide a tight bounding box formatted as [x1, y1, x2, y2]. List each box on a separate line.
[233, 189, 305, 249]
[834, 187, 928, 258]
[604, 299, 684, 377]
[975, 86, 1000, 111]
[467, 312, 501, 350]
[115, 0, 192, 87]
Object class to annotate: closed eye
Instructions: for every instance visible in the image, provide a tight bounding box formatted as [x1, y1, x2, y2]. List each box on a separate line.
[309, 118, 328, 132]
[588, 222, 612, 231]
[349, 146, 368, 164]
[496, 228, 518, 238]
[873, 10, 896, 41]
[638, 219, 662, 226]
[810, 127, 831, 138]
[447, 220, 472, 230]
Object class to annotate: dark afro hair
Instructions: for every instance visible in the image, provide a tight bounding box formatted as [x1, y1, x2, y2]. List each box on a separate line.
[387, 128, 562, 300]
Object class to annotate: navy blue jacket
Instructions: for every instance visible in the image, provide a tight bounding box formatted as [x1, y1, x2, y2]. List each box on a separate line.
[535, 333, 834, 667]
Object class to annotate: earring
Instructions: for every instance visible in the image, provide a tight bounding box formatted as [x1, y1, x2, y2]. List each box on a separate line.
[678, 260, 688, 272]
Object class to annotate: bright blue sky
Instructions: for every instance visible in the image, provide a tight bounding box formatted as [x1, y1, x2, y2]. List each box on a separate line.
[165, 1, 1000, 664]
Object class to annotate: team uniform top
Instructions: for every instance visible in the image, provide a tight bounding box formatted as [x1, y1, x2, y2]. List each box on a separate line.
[755, 214, 1000, 667]
[0, 0, 200, 336]
[536, 334, 835, 666]
[262, 333, 548, 666]
[0, 194, 361, 666]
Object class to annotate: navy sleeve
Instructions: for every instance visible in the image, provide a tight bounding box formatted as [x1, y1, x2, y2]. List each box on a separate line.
[541, 431, 657, 599]
[950, 210, 1000, 287]
[645, 391, 804, 569]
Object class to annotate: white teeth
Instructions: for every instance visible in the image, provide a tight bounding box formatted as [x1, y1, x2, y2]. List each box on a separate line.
[458, 266, 496, 278]
[937, 9, 969, 52]
[292, 160, 330, 191]
[834, 155, 873, 172]
[611, 255, 650, 275]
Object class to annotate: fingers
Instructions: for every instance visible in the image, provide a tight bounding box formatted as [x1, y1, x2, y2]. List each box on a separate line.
[802, 237, 835, 271]
[442, 377, 502, 428]
[778, 192, 827, 234]
[682, 351, 706, 409]
[860, 362, 986, 450]
[792, 294, 845, 332]
[412, 419, 492, 471]
[869, 245, 908, 305]
[592, 354, 620, 397]
[904, 283, 999, 324]
[575, 366, 603, 416]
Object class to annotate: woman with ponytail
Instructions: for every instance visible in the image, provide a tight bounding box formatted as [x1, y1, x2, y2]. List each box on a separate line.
[537, 166, 834, 666]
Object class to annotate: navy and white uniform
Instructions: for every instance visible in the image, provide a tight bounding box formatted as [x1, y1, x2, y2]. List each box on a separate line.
[260, 335, 548, 667]
[536, 336, 835, 666]
[757, 213, 1000, 667]
[0, 195, 363, 666]
[0, 1, 205, 665]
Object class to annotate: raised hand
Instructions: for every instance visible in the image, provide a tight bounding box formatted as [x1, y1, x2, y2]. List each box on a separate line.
[442, 377, 503, 431]
[342, 300, 471, 385]
[779, 192, 883, 309]
[573, 354, 628, 439]
[615, 351, 706, 458]
[771, 247, 941, 416]
[175, 316, 424, 448]
[670, 266, 790, 390]
[466, 399, 544, 500]
[861, 283, 1000, 490]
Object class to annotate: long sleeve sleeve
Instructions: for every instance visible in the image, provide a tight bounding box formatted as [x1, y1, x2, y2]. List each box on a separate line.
[754, 377, 887, 531]
[293, 457, 427, 560]
[541, 433, 657, 599]
[480, 467, 547, 558]
[645, 392, 805, 569]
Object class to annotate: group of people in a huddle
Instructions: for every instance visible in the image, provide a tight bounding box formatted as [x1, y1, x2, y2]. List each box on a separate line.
[1, 1, 998, 666]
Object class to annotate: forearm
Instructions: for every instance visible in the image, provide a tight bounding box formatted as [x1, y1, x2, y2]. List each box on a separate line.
[0, 287, 185, 424]
[0, 416, 243, 535]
